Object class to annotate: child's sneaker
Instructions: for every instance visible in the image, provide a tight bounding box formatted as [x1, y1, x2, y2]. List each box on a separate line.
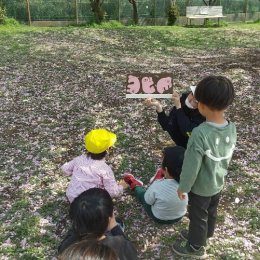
[123, 173, 143, 190]
[172, 241, 207, 259]
[149, 168, 165, 183]
[180, 230, 210, 250]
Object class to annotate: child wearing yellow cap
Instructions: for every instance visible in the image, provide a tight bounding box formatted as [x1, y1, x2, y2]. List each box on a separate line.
[61, 129, 128, 203]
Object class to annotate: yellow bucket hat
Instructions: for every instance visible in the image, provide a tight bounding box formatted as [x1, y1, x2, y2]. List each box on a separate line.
[84, 129, 117, 154]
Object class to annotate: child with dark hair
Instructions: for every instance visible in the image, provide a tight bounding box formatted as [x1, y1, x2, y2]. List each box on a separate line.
[61, 129, 128, 203]
[123, 146, 188, 224]
[58, 188, 138, 260]
[172, 76, 236, 259]
[58, 240, 118, 260]
[144, 87, 205, 148]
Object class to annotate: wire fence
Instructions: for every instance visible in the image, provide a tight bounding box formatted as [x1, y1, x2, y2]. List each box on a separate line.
[2, 0, 260, 23]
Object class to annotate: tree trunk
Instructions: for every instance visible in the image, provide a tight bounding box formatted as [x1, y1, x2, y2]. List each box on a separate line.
[128, 0, 138, 25]
[90, 0, 104, 24]
[132, 1, 138, 24]
[26, 0, 31, 26]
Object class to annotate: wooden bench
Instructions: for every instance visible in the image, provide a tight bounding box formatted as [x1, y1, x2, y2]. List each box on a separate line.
[186, 6, 226, 26]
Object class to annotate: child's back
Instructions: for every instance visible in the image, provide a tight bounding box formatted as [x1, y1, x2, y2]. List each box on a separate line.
[145, 178, 188, 221]
[61, 129, 124, 203]
[179, 121, 236, 196]
[62, 154, 122, 203]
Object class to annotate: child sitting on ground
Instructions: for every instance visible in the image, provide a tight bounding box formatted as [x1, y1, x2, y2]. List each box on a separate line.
[58, 188, 138, 260]
[123, 146, 188, 224]
[61, 128, 127, 203]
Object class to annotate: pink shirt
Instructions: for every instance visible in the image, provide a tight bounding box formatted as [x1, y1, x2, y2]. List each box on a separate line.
[61, 154, 124, 203]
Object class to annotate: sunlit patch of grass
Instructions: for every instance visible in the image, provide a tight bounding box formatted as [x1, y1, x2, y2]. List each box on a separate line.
[219, 252, 242, 260]
[217, 212, 225, 225]
[117, 154, 157, 183]
[160, 234, 177, 244]
[236, 206, 260, 231]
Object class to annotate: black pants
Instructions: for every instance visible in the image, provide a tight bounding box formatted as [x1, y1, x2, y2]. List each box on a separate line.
[188, 191, 221, 248]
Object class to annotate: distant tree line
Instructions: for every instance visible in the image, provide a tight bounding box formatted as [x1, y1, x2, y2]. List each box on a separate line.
[0, 0, 259, 25]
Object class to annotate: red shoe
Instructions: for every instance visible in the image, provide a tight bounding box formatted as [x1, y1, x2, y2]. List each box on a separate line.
[149, 168, 165, 183]
[123, 173, 143, 190]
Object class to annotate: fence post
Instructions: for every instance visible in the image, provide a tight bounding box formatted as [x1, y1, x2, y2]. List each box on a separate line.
[154, 0, 156, 25]
[26, 0, 31, 26]
[244, 0, 248, 22]
[75, 0, 79, 24]
[118, 0, 120, 22]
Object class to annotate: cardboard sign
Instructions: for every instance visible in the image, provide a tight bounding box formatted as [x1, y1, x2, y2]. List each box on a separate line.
[126, 73, 173, 98]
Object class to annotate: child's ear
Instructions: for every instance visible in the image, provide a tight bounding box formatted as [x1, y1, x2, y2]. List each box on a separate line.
[198, 102, 206, 110]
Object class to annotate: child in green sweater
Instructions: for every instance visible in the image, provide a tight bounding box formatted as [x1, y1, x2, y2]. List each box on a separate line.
[172, 76, 236, 259]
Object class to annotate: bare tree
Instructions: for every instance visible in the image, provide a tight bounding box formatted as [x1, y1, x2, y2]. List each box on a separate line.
[128, 0, 138, 25]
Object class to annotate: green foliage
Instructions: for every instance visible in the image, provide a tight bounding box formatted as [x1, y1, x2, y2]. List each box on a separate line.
[236, 206, 260, 230]
[100, 20, 124, 28]
[252, 19, 260, 23]
[3, 17, 19, 26]
[0, 6, 6, 24]
[204, 19, 228, 27]
[168, 4, 179, 26]
[83, 20, 124, 28]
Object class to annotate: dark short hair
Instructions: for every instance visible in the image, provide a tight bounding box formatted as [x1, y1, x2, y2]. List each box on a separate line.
[58, 239, 118, 260]
[161, 146, 185, 183]
[69, 188, 113, 239]
[88, 151, 107, 160]
[195, 76, 235, 110]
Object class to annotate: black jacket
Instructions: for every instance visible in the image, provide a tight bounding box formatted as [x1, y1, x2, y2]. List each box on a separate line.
[58, 225, 138, 260]
[157, 92, 205, 148]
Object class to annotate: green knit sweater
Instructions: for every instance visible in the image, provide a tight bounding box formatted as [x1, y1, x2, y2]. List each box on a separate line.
[179, 121, 237, 196]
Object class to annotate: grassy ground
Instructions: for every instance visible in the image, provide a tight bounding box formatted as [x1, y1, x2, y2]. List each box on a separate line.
[0, 23, 259, 259]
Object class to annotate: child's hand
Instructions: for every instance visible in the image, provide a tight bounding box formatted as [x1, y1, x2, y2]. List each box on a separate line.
[143, 98, 163, 112]
[172, 91, 181, 109]
[118, 179, 129, 189]
[143, 97, 160, 107]
[177, 189, 186, 200]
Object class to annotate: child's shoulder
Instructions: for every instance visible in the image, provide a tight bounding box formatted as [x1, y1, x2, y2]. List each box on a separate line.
[228, 121, 236, 130]
[72, 154, 93, 164]
[191, 122, 207, 135]
[151, 179, 169, 187]
[74, 154, 88, 161]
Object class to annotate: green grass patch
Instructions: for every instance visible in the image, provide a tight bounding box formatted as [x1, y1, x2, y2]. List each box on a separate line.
[236, 206, 260, 230]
